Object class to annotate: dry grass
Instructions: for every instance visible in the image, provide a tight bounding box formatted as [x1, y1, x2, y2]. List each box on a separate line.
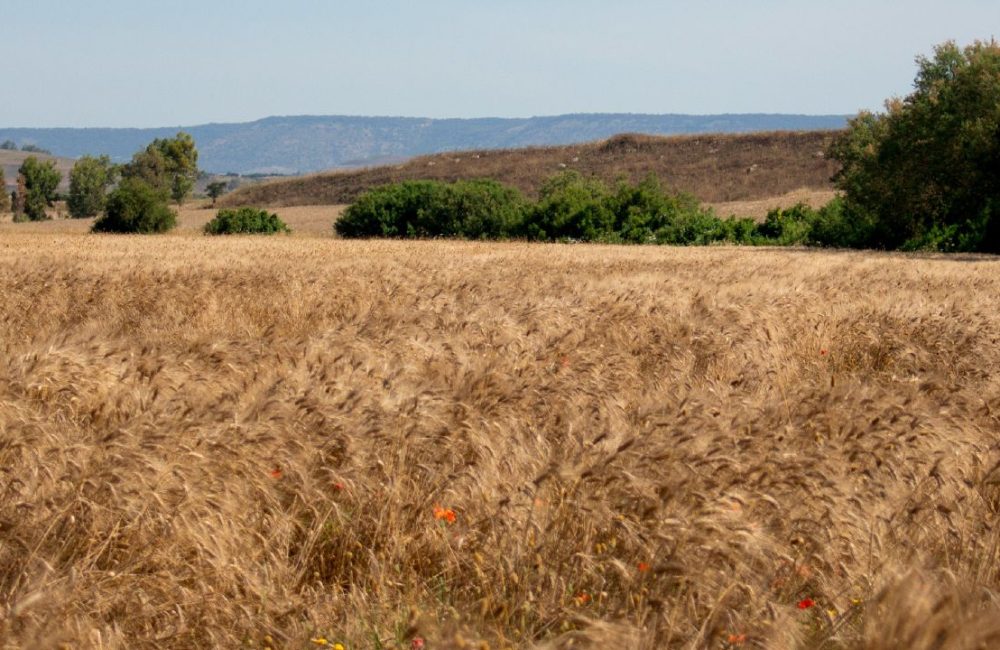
[1, 234, 999, 649]
[709, 189, 839, 220]
[219, 131, 840, 209]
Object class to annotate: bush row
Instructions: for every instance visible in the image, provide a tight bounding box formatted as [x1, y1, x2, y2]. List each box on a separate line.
[90, 180, 290, 235]
[334, 173, 872, 247]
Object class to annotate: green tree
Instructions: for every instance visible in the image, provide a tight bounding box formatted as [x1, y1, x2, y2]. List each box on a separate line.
[68, 155, 118, 218]
[92, 178, 176, 234]
[18, 156, 61, 221]
[206, 180, 228, 206]
[829, 39, 1000, 251]
[123, 132, 199, 204]
[0, 140, 16, 150]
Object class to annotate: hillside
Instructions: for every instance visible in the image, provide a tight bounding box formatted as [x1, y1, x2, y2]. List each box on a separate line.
[220, 130, 841, 208]
[0, 150, 74, 193]
[0, 113, 848, 175]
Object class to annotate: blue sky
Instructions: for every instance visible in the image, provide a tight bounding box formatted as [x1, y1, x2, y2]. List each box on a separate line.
[3, 1, 998, 127]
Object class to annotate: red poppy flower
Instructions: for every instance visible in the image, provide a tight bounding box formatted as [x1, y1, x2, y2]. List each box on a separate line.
[433, 505, 457, 524]
[411, 638, 425, 649]
[269, 467, 282, 479]
[727, 634, 747, 645]
[333, 482, 345, 491]
[797, 598, 816, 610]
[820, 349, 828, 356]
[637, 562, 651, 573]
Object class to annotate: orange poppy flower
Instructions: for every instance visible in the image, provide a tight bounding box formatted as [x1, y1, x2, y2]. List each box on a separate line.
[433, 505, 457, 524]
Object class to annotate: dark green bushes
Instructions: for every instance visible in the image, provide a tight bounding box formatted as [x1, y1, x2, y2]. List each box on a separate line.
[204, 207, 290, 235]
[523, 172, 614, 241]
[336, 179, 526, 239]
[336, 172, 765, 245]
[92, 179, 176, 234]
[335, 170, 965, 251]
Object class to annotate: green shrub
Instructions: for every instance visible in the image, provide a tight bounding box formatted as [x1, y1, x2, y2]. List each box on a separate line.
[525, 172, 614, 241]
[655, 210, 734, 245]
[204, 207, 290, 235]
[804, 197, 876, 249]
[754, 204, 815, 245]
[443, 179, 527, 239]
[92, 179, 176, 234]
[336, 179, 527, 239]
[607, 175, 702, 243]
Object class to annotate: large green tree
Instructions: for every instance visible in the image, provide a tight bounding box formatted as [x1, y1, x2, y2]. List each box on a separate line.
[68, 155, 117, 218]
[18, 156, 61, 221]
[829, 39, 1000, 251]
[122, 132, 198, 204]
[92, 178, 176, 234]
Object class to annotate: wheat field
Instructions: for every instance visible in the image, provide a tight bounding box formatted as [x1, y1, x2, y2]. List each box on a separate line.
[1, 233, 999, 649]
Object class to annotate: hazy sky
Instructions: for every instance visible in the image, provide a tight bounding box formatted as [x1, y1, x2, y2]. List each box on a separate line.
[3, 1, 998, 127]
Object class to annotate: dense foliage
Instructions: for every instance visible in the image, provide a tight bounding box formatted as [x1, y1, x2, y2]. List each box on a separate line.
[334, 173, 895, 249]
[336, 174, 765, 245]
[336, 179, 527, 239]
[122, 132, 199, 204]
[68, 155, 118, 218]
[92, 179, 176, 234]
[828, 39, 1000, 252]
[17, 156, 61, 221]
[203, 207, 290, 235]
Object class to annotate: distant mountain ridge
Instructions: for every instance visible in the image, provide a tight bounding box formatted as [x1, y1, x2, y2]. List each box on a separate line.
[0, 113, 849, 175]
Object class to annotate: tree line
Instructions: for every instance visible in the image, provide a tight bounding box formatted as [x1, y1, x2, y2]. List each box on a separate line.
[6, 133, 198, 232]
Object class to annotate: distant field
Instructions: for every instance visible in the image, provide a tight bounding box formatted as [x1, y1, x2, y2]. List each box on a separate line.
[220, 130, 840, 209]
[2, 234, 998, 648]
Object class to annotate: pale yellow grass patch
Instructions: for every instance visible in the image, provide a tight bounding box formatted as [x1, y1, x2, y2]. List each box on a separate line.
[709, 188, 839, 220]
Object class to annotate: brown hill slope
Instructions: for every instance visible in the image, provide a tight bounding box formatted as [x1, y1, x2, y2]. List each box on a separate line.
[220, 130, 841, 208]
